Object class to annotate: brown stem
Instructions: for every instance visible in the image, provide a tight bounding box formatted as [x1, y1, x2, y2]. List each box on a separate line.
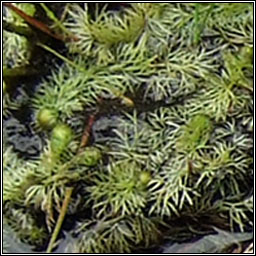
[4, 3, 66, 41]
[77, 98, 104, 153]
[81, 114, 95, 146]
[78, 113, 97, 153]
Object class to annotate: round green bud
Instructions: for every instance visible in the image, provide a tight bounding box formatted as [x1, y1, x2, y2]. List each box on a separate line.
[139, 171, 151, 185]
[51, 123, 73, 155]
[37, 108, 58, 130]
[81, 147, 102, 166]
[240, 46, 253, 62]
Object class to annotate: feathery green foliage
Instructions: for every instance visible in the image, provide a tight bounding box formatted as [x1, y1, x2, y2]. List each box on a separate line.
[4, 208, 47, 246]
[3, 2, 253, 253]
[72, 215, 161, 253]
[88, 161, 149, 217]
[3, 3, 35, 68]
[65, 3, 146, 63]
[176, 114, 212, 153]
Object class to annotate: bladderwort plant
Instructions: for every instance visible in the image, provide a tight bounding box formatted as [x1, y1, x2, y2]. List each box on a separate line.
[3, 3, 35, 118]
[87, 160, 151, 218]
[207, 3, 253, 45]
[3, 2, 253, 253]
[3, 3, 35, 68]
[72, 214, 161, 253]
[65, 3, 146, 63]
[185, 45, 253, 122]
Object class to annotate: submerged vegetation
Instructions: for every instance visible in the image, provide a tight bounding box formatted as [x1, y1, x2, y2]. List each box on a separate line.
[3, 3, 253, 253]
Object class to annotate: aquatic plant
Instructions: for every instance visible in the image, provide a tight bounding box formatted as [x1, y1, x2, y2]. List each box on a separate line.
[88, 161, 149, 217]
[72, 215, 161, 253]
[3, 3, 35, 68]
[32, 64, 87, 122]
[2, 2, 253, 254]
[4, 208, 48, 247]
[208, 3, 253, 45]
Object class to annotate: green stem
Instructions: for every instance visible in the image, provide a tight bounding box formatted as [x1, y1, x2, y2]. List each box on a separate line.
[193, 3, 215, 45]
[3, 66, 39, 77]
[37, 43, 87, 73]
[193, 3, 200, 44]
[40, 3, 71, 36]
[37, 43, 135, 105]
[46, 187, 73, 253]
